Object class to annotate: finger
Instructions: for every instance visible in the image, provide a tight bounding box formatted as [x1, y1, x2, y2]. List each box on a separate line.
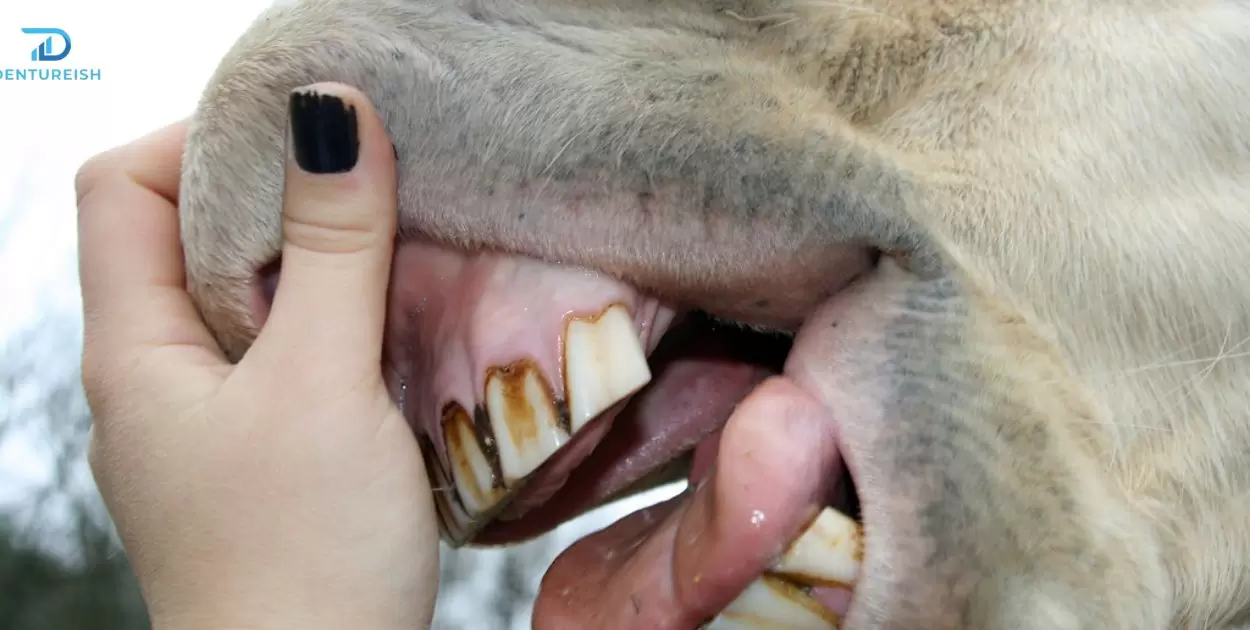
[76, 119, 227, 368]
[255, 83, 397, 373]
[75, 118, 187, 207]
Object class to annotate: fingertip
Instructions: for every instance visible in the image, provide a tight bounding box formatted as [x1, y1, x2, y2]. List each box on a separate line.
[75, 117, 190, 208]
[287, 82, 396, 183]
[280, 81, 397, 246]
[76, 158, 227, 365]
[261, 82, 399, 366]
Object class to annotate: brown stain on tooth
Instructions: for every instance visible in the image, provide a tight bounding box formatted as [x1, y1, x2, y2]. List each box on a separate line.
[770, 571, 855, 591]
[761, 575, 841, 625]
[713, 574, 841, 628]
[486, 360, 549, 449]
[442, 402, 506, 515]
[484, 359, 571, 483]
[554, 398, 572, 435]
[470, 404, 506, 490]
[852, 522, 864, 564]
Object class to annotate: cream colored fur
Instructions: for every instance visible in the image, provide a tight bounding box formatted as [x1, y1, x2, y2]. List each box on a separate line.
[164, 0, 1250, 627]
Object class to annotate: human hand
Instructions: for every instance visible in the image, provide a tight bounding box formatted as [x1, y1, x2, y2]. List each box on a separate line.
[75, 84, 439, 630]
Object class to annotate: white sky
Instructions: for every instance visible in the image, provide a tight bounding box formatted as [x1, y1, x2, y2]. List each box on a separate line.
[1, 0, 277, 338]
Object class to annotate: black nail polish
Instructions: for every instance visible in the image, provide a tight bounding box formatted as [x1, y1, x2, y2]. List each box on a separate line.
[289, 91, 360, 174]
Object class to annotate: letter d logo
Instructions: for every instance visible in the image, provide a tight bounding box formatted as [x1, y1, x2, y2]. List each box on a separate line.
[21, 28, 72, 62]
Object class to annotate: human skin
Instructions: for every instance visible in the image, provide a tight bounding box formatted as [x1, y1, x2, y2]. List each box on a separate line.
[75, 84, 440, 630]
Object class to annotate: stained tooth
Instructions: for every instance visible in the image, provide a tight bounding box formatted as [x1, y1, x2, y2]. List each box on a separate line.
[485, 360, 568, 484]
[703, 508, 860, 629]
[705, 575, 840, 629]
[418, 435, 474, 546]
[772, 507, 862, 589]
[442, 403, 506, 517]
[431, 482, 474, 546]
[563, 304, 652, 432]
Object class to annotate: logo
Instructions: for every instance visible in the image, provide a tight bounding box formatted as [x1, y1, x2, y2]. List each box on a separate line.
[21, 27, 71, 62]
[3, 27, 101, 82]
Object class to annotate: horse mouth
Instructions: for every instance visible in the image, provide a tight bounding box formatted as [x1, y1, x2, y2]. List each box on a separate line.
[254, 236, 874, 624]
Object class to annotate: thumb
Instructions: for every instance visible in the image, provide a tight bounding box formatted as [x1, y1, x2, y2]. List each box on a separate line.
[256, 82, 398, 371]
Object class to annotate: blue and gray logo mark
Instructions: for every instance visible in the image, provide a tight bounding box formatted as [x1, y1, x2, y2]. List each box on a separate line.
[2, 28, 100, 81]
[22, 28, 72, 62]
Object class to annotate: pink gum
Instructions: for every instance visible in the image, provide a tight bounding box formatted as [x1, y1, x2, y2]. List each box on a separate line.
[382, 239, 674, 470]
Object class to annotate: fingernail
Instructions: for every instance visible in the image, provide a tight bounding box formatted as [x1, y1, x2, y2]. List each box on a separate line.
[289, 90, 360, 174]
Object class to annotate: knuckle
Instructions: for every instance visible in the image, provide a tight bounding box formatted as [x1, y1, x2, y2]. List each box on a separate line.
[281, 210, 387, 255]
[79, 364, 112, 416]
[79, 344, 122, 415]
[74, 149, 123, 206]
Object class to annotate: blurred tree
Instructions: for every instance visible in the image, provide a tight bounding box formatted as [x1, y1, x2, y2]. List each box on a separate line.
[0, 514, 150, 630]
[0, 314, 150, 629]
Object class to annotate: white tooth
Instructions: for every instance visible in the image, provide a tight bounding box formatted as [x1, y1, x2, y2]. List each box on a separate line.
[705, 575, 840, 629]
[564, 304, 652, 432]
[772, 507, 862, 589]
[486, 361, 569, 484]
[443, 404, 505, 517]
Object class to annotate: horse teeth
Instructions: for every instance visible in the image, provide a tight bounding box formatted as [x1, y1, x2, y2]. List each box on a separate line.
[431, 303, 651, 545]
[771, 507, 862, 589]
[704, 574, 841, 629]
